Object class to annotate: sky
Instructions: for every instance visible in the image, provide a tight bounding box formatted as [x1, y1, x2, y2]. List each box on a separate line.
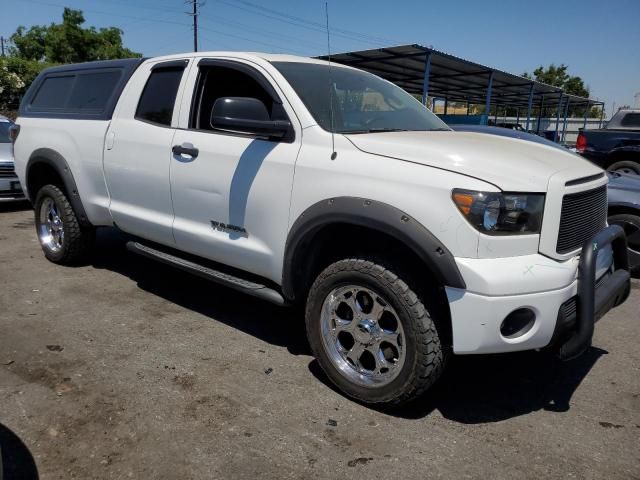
[1, 0, 639, 116]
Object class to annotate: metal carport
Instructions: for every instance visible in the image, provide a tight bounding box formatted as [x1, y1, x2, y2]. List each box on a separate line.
[317, 44, 604, 143]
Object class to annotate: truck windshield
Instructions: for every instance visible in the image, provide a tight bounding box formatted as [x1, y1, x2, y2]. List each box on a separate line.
[272, 61, 449, 134]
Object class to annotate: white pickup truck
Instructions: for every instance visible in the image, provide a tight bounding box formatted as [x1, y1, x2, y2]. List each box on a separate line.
[11, 52, 631, 406]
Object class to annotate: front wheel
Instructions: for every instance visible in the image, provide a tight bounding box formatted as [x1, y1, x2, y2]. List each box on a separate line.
[305, 258, 445, 407]
[34, 184, 95, 264]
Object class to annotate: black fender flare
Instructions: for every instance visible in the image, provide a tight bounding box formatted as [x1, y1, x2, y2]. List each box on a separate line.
[26, 148, 91, 226]
[281, 197, 466, 301]
[608, 145, 640, 159]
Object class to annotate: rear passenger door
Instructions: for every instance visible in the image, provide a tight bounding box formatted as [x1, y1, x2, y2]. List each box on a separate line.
[103, 59, 190, 245]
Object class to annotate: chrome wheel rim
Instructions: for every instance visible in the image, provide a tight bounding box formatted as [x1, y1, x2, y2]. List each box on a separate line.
[38, 197, 64, 253]
[320, 285, 405, 388]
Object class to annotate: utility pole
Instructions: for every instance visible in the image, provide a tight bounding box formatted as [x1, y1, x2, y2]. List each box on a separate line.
[185, 1, 203, 52]
[1, 36, 13, 56]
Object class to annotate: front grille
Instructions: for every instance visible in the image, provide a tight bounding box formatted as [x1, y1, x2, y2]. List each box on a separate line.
[0, 163, 16, 178]
[556, 185, 607, 254]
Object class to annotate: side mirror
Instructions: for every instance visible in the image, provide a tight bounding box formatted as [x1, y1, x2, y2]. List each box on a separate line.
[210, 97, 291, 139]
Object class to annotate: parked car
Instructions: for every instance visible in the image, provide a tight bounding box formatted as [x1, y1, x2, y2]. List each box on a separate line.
[11, 53, 630, 407]
[451, 124, 640, 274]
[576, 109, 640, 175]
[0, 116, 25, 201]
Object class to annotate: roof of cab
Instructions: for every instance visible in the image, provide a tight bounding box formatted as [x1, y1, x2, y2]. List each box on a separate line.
[138, 51, 335, 68]
[37, 57, 145, 74]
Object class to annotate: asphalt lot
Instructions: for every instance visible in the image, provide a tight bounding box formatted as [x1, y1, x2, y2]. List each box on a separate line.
[0, 201, 639, 480]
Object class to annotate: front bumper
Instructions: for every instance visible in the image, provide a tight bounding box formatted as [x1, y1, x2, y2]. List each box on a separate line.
[554, 225, 630, 359]
[447, 225, 630, 356]
[0, 176, 26, 201]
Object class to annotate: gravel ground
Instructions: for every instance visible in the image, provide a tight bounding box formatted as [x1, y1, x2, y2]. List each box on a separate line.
[1, 202, 639, 480]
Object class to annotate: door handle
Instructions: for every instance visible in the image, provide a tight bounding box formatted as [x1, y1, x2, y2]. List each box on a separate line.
[172, 143, 199, 158]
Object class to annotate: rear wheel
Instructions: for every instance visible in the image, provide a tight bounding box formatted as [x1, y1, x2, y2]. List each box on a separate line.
[607, 160, 640, 176]
[34, 184, 94, 264]
[305, 258, 445, 406]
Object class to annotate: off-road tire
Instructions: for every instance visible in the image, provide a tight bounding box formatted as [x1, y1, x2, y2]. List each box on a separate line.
[34, 184, 94, 264]
[305, 258, 445, 407]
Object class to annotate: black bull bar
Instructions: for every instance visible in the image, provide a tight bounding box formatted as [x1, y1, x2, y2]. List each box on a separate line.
[558, 224, 631, 360]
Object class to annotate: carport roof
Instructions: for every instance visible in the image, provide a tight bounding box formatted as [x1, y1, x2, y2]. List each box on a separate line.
[317, 44, 598, 110]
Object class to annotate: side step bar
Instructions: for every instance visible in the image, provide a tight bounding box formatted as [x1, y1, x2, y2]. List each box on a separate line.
[126, 241, 287, 306]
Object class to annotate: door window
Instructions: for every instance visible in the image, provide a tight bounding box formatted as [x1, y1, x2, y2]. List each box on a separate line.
[190, 64, 288, 131]
[136, 67, 185, 126]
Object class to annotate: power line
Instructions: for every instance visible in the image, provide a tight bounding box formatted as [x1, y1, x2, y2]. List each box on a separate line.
[235, 0, 395, 44]
[98, 0, 327, 52]
[198, 24, 308, 55]
[20, 0, 191, 28]
[92, 0, 183, 15]
[198, 16, 326, 51]
[211, 0, 401, 47]
[106, 0, 182, 13]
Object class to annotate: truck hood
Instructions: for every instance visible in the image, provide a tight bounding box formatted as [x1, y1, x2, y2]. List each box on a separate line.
[345, 130, 602, 191]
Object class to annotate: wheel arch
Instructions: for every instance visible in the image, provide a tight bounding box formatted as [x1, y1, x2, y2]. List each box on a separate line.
[606, 148, 640, 168]
[608, 203, 640, 218]
[282, 197, 466, 303]
[26, 148, 91, 226]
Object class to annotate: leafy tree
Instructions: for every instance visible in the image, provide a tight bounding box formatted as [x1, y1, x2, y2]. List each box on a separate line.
[1, 8, 140, 110]
[522, 64, 599, 117]
[10, 8, 141, 63]
[0, 59, 25, 110]
[0, 56, 54, 110]
[522, 64, 589, 98]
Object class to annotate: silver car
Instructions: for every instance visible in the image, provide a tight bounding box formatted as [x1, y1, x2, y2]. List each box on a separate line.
[0, 115, 25, 201]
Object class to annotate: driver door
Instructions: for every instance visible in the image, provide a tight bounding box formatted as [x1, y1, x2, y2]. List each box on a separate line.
[170, 59, 301, 282]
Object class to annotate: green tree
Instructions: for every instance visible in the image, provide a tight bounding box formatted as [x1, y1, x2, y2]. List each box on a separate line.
[0, 56, 54, 110]
[522, 64, 598, 117]
[1, 8, 141, 110]
[10, 8, 141, 63]
[522, 64, 589, 98]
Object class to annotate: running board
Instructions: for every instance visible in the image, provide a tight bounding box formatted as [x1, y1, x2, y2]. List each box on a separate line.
[126, 241, 287, 306]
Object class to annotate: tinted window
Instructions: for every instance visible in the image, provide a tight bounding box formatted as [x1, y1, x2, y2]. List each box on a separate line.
[273, 61, 449, 133]
[191, 66, 278, 130]
[136, 68, 185, 126]
[621, 113, 640, 127]
[67, 71, 121, 113]
[0, 122, 12, 143]
[30, 75, 74, 110]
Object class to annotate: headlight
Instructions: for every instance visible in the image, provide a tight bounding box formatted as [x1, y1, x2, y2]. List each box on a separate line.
[452, 189, 545, 235]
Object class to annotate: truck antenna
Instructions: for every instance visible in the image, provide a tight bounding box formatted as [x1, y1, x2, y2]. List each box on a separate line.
[325, 2, 337, 160]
